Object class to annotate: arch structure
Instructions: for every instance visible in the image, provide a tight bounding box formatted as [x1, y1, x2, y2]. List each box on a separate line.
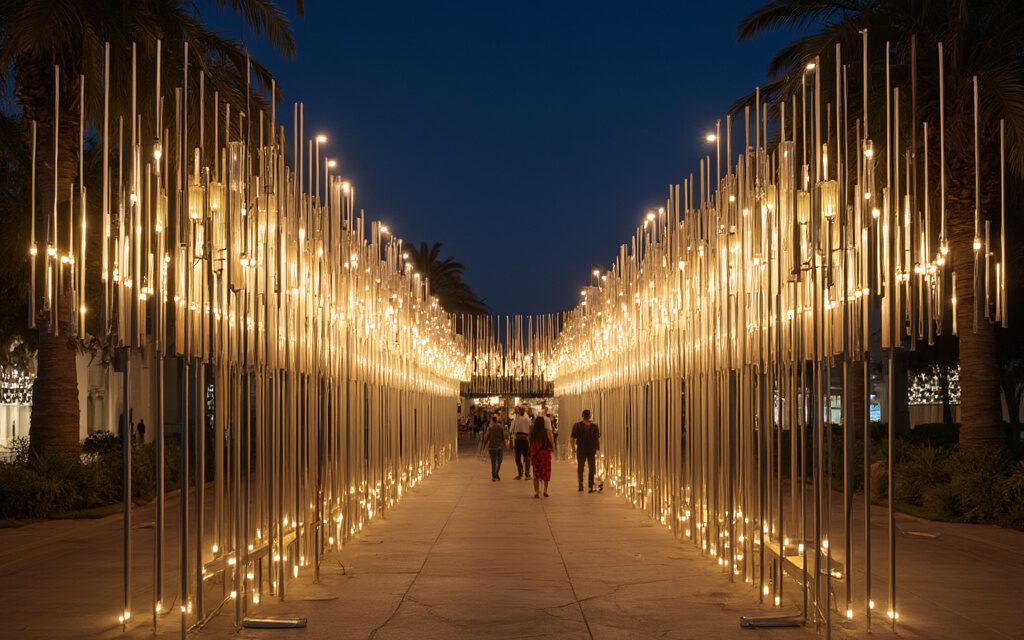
[28, 32, 1009, 640]
[461, 36, 1011, 640]
[31, 43, 465, 633]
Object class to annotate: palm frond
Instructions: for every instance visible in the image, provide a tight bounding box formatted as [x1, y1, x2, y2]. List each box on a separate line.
[737, 0, 864, 42]
[206, 0, 298, 57]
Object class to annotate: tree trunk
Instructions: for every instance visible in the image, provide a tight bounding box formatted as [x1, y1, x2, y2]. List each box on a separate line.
[946, 161, 1005, 450]
[30, 320, 81, 459]
[18, 54, 83, 459]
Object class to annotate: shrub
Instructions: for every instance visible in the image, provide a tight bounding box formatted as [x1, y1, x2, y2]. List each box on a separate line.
[0, 438, 184, 521]
[5, 435, 30, 464]
[995, 460, 1024, 529]
[894, 444, 949, 505]
[82, 431, 121, 454]
[942, 448, 1013, 523]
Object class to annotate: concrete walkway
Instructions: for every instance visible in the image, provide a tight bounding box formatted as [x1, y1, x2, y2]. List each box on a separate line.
[186, 448, 814, 640]
[2, 445, 1021, 639]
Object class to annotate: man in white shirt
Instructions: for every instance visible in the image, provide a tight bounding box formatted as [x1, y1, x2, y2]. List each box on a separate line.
[510, 406, 533, 479]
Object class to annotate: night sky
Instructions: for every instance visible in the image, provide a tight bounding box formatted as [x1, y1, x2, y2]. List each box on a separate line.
[217, 1, 799, 315]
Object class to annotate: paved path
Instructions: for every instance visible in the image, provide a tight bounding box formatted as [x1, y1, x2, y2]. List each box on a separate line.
[190, 447, 813, 640]
[3, 445, 1022, 639]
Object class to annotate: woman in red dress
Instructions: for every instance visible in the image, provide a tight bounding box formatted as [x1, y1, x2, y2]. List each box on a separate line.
[529, 416, 554, 498]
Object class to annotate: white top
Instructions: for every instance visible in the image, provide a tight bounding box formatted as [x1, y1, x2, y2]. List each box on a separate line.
[511, 415, 532, 435]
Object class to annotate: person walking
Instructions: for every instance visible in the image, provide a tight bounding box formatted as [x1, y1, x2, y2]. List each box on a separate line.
[136, 419, 146, 444]
[473, 409, 486, 441]
[571, 409, 601, 492]
[480, 414, 507, 481]
[529, 415, 554, 498]
[510, 406, 533, 479]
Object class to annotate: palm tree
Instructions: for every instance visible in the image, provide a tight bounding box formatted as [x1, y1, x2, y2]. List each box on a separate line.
[0, 114, 32, 359]
[0, 0, 303, 458]
[407, 242, 488, 316]
[737, 0, 1022, 450]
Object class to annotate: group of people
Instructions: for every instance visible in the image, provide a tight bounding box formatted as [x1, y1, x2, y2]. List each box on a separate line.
[479, 407, 601, 496]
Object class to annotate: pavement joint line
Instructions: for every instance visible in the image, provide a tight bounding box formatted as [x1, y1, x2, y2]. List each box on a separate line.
[540, 493, 595, 640]
[365, 462, 469, 640]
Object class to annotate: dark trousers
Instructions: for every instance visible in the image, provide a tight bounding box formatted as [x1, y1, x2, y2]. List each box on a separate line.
[489, 449, 503, 477]
[514, 437, 531, 476]
[577, 451, 596, 488]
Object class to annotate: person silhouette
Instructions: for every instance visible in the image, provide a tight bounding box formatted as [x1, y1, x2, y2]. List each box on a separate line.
[571, 410, 601, 492]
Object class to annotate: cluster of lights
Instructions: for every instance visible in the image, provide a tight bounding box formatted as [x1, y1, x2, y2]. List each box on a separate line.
[544, 32, 1009, 635]
[21, 41, 469, 633]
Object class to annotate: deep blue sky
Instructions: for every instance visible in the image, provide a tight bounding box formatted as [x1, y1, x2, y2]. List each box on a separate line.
[217, 1, 797, 315]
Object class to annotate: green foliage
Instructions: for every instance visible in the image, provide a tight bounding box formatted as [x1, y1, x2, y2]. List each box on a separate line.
[1002, 461, 1024, 529]
[894, 444, 949, 505]
[0, 438, 182, 520]
[81, 430, 120, 454]
[939, 449, 1014, 524]
[816, 423, 1022, 529]
[407, 242, 488, 315]
[905, 423, 961, 448]
[6, 435, 30, 464]
[883, 442, 1024, 530]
